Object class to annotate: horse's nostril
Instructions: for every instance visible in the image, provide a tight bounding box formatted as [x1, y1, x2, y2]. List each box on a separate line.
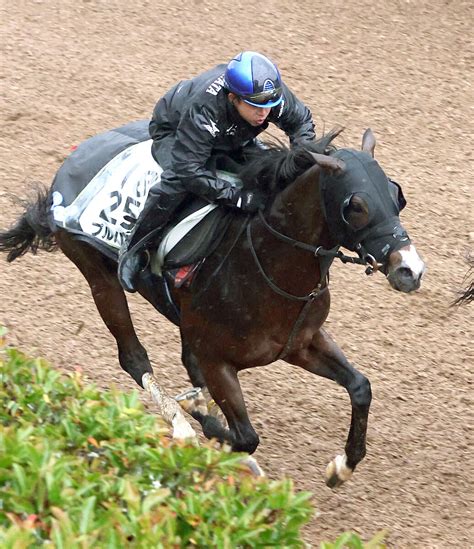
[397, 267, 413, 279]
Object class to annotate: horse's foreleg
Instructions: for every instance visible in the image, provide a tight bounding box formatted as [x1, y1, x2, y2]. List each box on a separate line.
[287, 328, 372, 488]
[176, 340, 228, 434]
[201, 362, 260, 454]
[200, 362, 264, 476]
[56, 234, 196, 441]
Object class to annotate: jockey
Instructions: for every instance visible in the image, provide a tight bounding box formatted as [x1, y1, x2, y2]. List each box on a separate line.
[118, 51, 316, 292]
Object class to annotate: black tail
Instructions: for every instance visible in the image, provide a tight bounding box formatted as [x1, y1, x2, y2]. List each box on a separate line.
[452, 251, 473, 306]
[0, 186, 57, 262]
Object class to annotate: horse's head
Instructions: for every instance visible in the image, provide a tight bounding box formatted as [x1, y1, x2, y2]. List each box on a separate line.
[313, 129, 425, 293]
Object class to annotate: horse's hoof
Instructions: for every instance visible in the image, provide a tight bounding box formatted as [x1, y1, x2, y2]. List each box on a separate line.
[171, 414, 199, 443]
[241, 455, 266, 477]
[206, 398, 227, 424]
[175, 387, 208, 416]
[325, 454, 353, 488]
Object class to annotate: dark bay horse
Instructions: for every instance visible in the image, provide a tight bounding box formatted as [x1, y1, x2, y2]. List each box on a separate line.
[0, 126, 425, 487]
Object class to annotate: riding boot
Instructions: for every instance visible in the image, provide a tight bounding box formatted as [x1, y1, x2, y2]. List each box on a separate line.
[118, 188, 184, 293]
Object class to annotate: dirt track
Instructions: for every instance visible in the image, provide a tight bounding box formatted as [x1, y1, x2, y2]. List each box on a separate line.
[1, 1, 473, 546]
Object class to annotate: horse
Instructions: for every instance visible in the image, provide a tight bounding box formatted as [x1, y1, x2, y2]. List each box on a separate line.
[0, 123, 425, 487]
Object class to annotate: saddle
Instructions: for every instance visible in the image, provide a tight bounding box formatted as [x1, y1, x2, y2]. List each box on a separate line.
[150, 197, 233, 283]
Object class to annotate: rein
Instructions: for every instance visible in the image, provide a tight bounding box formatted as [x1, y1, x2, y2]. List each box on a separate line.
[256, 209, 380, 274]
[247, 215, 328, 301]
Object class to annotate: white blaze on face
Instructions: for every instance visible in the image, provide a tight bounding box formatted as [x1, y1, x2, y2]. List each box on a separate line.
[397, 245, 426, 279]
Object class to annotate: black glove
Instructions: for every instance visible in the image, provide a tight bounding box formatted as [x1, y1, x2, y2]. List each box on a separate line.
[233, 190, 266, 214]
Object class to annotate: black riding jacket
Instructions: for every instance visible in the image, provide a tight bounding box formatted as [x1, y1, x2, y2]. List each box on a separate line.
[149, 64, 315, 204]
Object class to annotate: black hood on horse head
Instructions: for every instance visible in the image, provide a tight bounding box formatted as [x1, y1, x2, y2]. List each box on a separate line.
[237, 131, 410, 263]
[320, 148, 410, 259]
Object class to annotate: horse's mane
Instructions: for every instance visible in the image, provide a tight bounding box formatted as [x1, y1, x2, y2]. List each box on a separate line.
[238, 127, 343, 194]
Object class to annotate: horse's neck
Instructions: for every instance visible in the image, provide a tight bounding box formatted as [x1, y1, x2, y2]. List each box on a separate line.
[268, 165, 329, 246]
[234, 164, 330, 297]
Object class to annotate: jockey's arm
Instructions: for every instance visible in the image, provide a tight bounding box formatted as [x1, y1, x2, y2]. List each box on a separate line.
[161, 104, 240, 206]
[270, 83, 316, 147]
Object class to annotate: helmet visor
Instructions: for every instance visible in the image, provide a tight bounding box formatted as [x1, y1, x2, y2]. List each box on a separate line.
[241, 87, 283, 107]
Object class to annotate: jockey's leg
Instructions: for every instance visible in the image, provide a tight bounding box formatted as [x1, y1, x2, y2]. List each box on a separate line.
[118, 182, 186, 293]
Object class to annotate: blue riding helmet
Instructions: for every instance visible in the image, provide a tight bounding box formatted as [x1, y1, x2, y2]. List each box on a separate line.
[224, 51, 283, 108]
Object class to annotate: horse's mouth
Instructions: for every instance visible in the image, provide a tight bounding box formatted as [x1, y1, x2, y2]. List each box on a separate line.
[387, 266, 424, 293]
[385, 244, 426, 293]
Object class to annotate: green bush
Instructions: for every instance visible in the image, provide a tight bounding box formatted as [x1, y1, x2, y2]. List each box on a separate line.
[320, 531, 387, 549]
[0, 336, 313, 547]
[0, 331, 385, 548]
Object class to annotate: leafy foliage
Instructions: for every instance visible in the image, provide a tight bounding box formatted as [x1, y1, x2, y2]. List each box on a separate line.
[0, 334, 384, 548]
[320, 530, 387, 549]
[0, 341, 313, 547]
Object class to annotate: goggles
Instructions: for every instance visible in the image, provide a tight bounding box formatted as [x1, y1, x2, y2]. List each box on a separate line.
[241, 87, 283, 106]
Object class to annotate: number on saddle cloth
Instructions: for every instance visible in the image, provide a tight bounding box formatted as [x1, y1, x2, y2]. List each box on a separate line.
[49, 126, 244, 263]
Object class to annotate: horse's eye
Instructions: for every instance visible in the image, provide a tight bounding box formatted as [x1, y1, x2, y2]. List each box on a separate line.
[342, 196, 369, 230]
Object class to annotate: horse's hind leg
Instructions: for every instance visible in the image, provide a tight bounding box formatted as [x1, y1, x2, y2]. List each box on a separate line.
[287, 327, 372, 488]
[56, 233, 152, 385]
[55, 232, 196, 440]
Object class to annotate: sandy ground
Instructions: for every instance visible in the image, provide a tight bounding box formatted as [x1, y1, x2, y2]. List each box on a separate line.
[1, 1, 473, 546]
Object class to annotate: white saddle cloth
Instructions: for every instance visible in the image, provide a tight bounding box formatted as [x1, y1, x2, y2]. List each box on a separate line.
[50, 139, 241, 265]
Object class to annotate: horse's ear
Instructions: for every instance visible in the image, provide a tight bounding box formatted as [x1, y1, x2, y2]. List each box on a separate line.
[310, 152, 345, 174]
[361, 128, 376, 157]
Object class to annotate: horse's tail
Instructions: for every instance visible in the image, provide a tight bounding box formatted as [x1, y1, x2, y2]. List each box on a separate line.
[0, 186, 57, 262]
[452, 251, 473, 306]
